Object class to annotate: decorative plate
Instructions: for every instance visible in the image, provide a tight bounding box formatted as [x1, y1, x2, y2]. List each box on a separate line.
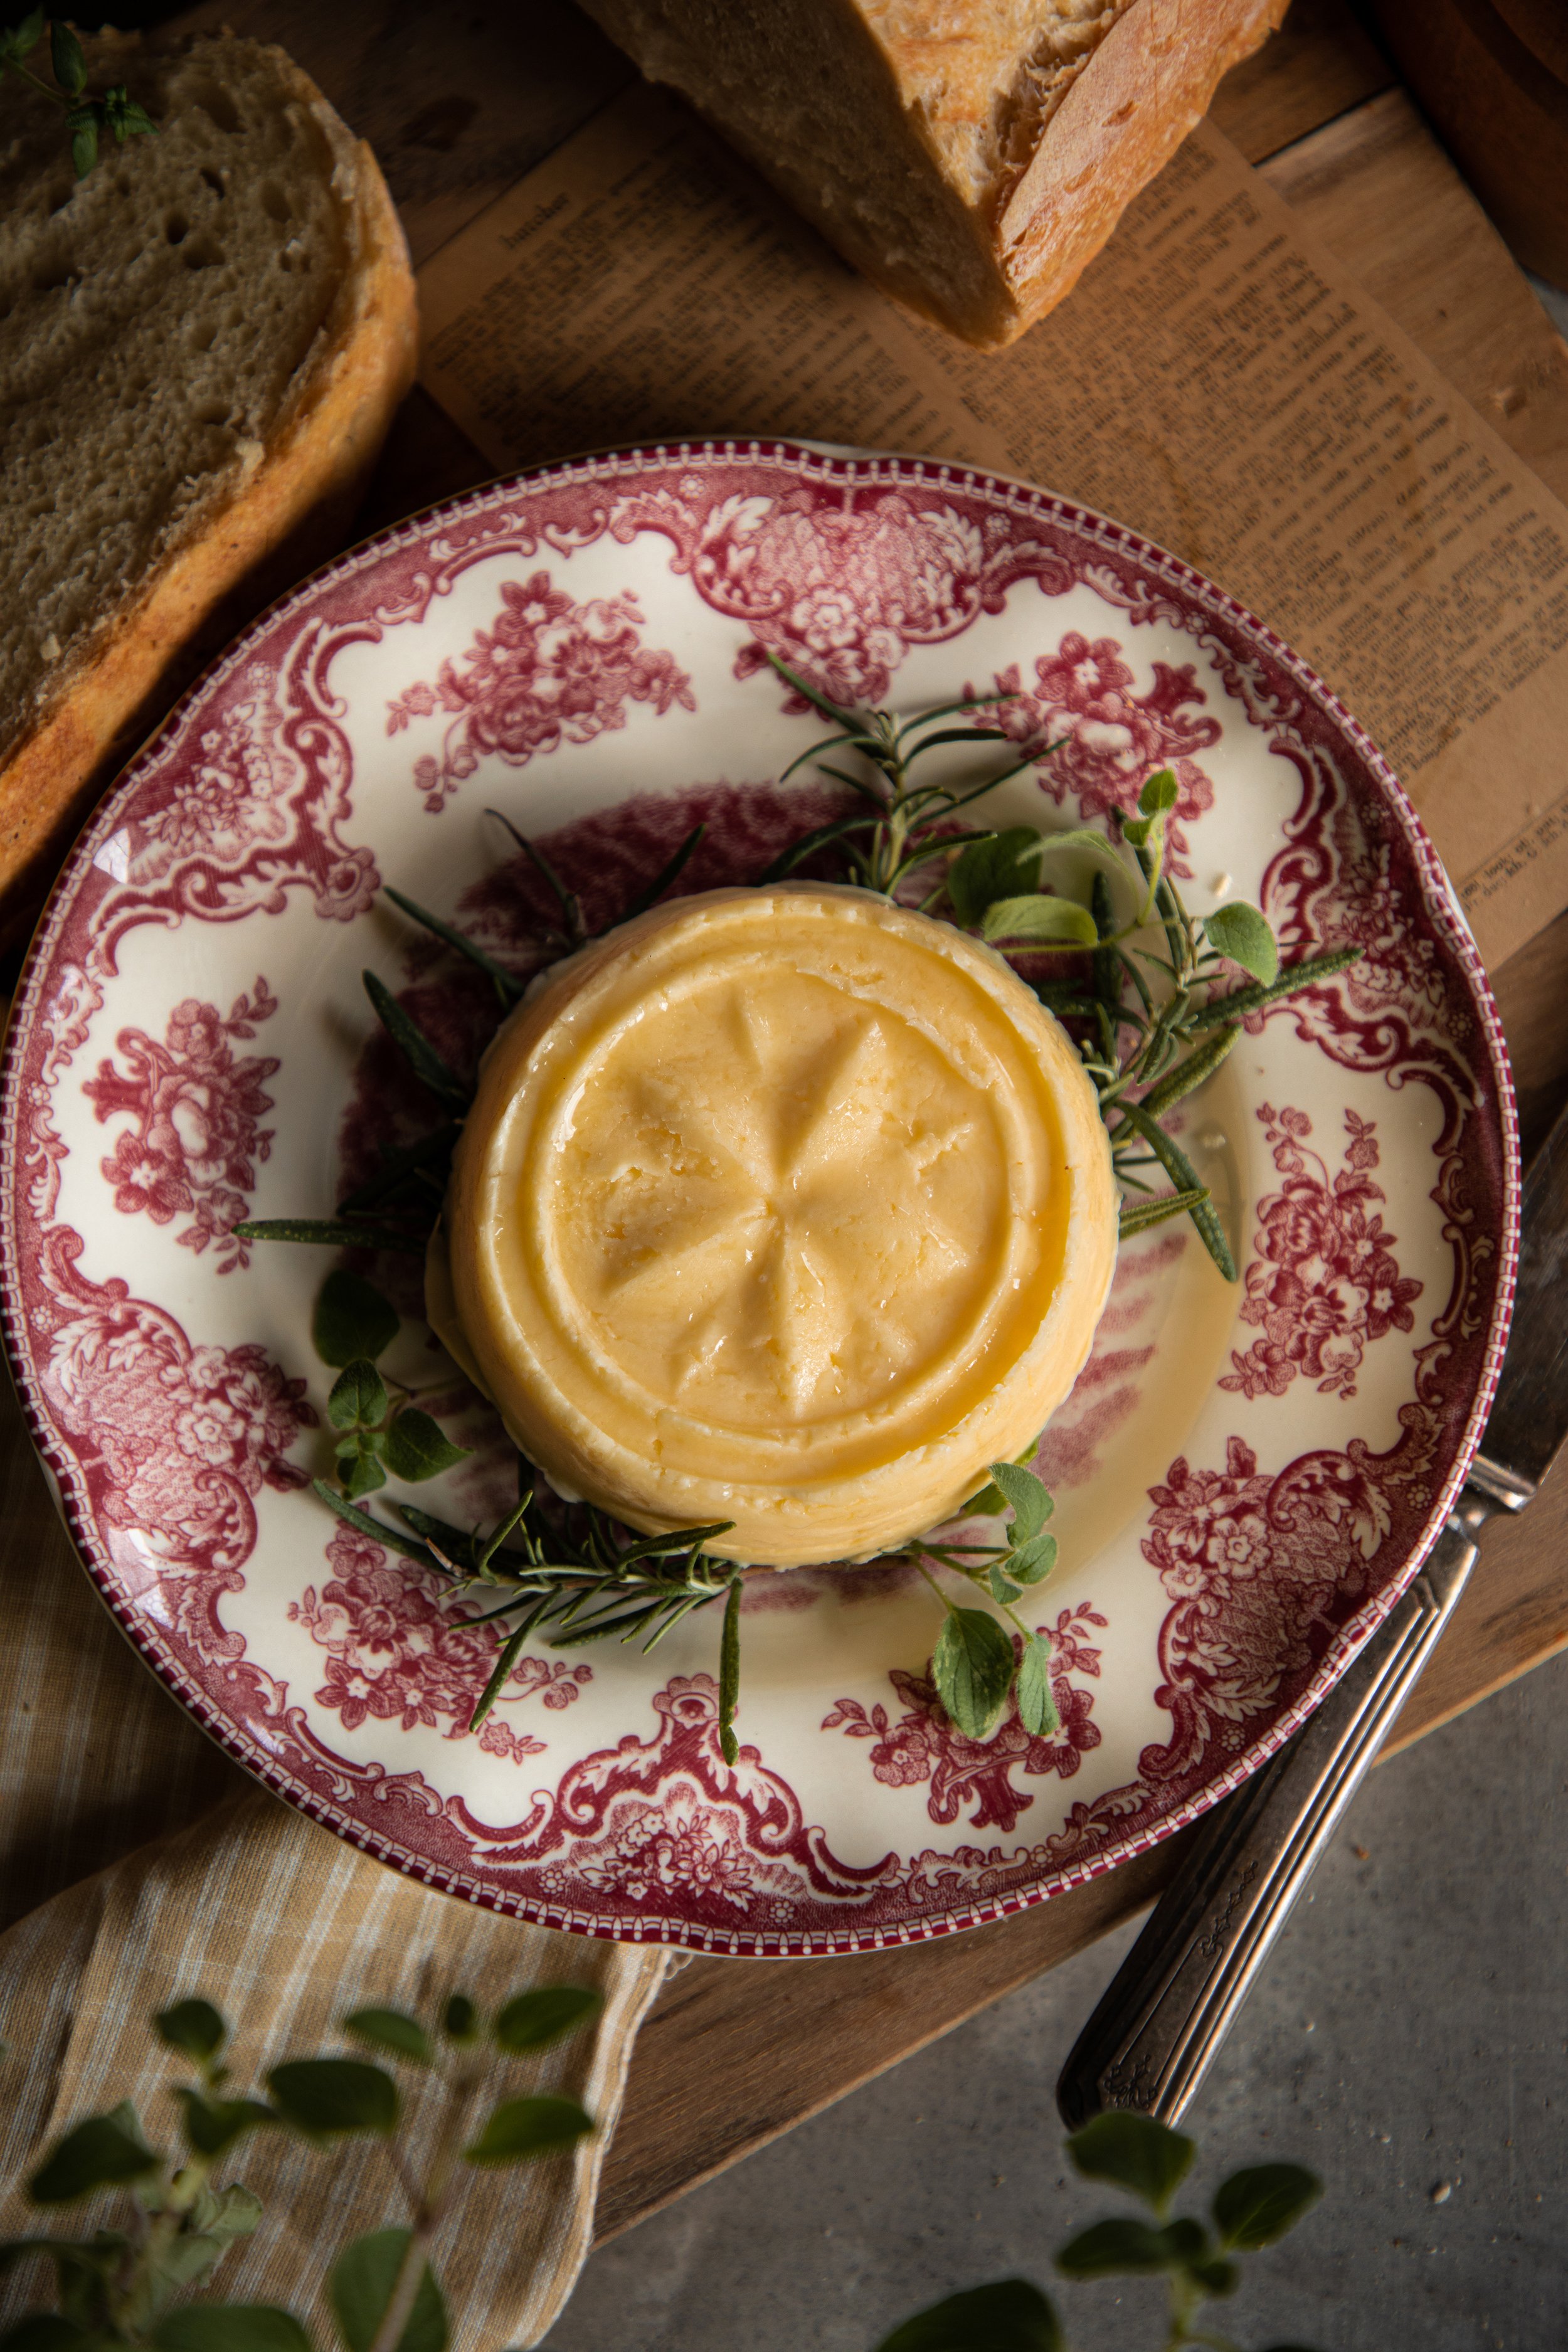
[0, 442, 1517, 1956]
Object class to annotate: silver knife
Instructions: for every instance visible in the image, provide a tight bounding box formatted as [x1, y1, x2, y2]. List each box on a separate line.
[1056, 1090, 1567, 2129]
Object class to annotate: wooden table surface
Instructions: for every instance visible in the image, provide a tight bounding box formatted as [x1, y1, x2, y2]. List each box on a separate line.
[115, 0, 1568, 2245]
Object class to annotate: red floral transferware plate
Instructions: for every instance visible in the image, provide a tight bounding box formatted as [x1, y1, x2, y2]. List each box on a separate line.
[0, 442, 1518, 1956]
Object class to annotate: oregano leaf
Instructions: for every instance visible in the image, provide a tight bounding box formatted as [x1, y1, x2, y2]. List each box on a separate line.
[988, 1462, 1052, 1540]
[1138, 767, 1180, 815]
[978, 894, 1098, 948]
[1007, 1530, 1057, 1586]
[493, 1986, 603, 2055]
[874, 2277, 1063, 2351]
[1015, 1636, 1059, 1737]
[931, 1608, 1015, 1740]
[1212, 2163, 1322, 2250]
[464, 2095, 594, 2165]
[381, 1409, 469, 1483]
[329, 1359, 388, 1432]
[343, 2009, 433, 2067]
[266, 2059, 398, 2138]
[314, 1270, 400, 1368]
[29, 2106, 159, 2205]
[1202, 901, 1279, 985]
[154, 1998, 225, 2063]
[1067, 2111, 1194, 2212]
[946, 829, 1042, 925]
[330, 2228, 447, 2352]
[152, 2314, 310, 2352]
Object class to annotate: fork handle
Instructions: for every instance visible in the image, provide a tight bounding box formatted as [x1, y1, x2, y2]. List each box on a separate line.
[1056, 1507, 1488, 2129]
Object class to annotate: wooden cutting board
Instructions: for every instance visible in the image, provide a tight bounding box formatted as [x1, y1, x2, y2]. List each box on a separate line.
[120, 0, 1568, 2242]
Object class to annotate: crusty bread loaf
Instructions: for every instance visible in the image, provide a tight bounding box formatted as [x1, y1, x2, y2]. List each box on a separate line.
[0, 31, 417, 940]
[576, 0, 1289, 346]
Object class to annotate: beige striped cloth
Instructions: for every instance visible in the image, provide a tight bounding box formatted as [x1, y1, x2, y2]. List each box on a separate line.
[0, 1379, 669, 2347]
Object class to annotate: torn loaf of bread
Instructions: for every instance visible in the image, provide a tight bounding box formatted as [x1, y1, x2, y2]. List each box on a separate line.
[575, 0, 1289, 346]
[0, 32, 417, 940]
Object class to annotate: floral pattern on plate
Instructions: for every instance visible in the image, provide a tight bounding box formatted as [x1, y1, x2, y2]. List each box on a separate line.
[0, 442, 1517, 1954]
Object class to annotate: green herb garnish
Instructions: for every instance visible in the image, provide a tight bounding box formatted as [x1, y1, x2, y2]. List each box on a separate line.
[236, 665, 1361, 1751]
[0, 15, 157, 178]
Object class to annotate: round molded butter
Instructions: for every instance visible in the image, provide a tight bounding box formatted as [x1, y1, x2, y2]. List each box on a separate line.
[438, 884, 1117, 1567]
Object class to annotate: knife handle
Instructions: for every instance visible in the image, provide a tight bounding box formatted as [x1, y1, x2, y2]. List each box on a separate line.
[1056, 1502, 1494, 2129]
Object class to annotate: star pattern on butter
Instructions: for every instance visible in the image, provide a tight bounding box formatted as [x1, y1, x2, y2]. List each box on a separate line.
[583, 997, 992, 1418]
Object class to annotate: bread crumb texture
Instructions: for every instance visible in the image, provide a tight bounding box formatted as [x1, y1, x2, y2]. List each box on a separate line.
[0, 34, 362, 768]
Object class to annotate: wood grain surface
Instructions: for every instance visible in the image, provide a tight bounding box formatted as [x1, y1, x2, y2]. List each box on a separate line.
[69, 0, 1568, 2246]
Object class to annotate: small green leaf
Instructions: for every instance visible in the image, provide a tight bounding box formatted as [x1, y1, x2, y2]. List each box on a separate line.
[463, 2095, 594, 2165]
[344, 2009, 433, 2067]
[0, 12, 45, 66]
[154, 1997, 225, 2063]
[1139, 768, 1180, 815]
[102, 86, 157, 142]
[1121, 814, 1153, 847]
[1202, 901, 1279, 985]
[946, 829, 1042, 925]
[493, 1985, 603, 2055]
[331, 2229, 447, 2352]
[987, 1564, 1022, 1605]
[931, 1608, 1016, 1741]
[978, 894, 1098, 948]
[382, 1409, 469, 1482]
[69, 117, 97, 179]
[328, 1359, 389, 1432]
[29, 2106, 159, 2205]
[1054, 2216, 1173, 2279]
[50, 21, 86, 95]
[152, 2310, 312, 2352]
[266, 2058, 398, 2138]
[1006, 1531, 1057, 1586]
[189, 2181, 263, 2247]
[873, 2276, 1063, 2351]
[342, 1448, 388, 1499]
[1212, 2163, 1322, 2250]
[988, 1462, 1052, 1540]
[1067, 2111, 1194, 2212]
[173, 2088, 276, 2158]
[442, 1993, 478, 2043]
[314, 1270, 400, 1368]
[1015, 1636, 1059, 1737]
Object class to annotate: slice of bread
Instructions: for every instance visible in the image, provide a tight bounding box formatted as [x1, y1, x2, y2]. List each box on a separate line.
[576, 0, 1288, 346]
[0, 31, 417, 942]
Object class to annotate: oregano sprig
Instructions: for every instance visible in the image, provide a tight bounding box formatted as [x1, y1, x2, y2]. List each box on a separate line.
[0, 15, 157, 178]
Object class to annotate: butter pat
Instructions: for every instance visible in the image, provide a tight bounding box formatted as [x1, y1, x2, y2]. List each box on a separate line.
[439, 885, 1116, 1567]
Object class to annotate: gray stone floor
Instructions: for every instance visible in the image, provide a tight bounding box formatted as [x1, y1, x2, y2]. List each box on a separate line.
[546, 1643, 1568, 2352]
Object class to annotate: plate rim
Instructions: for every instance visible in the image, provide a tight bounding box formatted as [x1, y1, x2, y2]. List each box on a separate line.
[0, 434, 1522, 1955]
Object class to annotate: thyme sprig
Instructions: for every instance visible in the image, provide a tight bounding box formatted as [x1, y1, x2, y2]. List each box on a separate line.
[0, 15, 157, 177]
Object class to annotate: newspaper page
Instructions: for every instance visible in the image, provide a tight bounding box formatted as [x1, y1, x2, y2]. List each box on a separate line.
[417, 84, 1568, 969]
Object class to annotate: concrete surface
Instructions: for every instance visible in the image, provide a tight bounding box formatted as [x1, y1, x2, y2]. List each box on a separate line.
[546, 1646, 1568, 2351]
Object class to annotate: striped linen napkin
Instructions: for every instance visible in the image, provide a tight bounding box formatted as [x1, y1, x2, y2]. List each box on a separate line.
[0, 1382, 670, 2348]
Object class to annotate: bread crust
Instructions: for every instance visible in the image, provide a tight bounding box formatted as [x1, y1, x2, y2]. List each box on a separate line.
[995, 0, 1291, 341]
[580, 0, 1286, 347]
[0, 45, 417, 945]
